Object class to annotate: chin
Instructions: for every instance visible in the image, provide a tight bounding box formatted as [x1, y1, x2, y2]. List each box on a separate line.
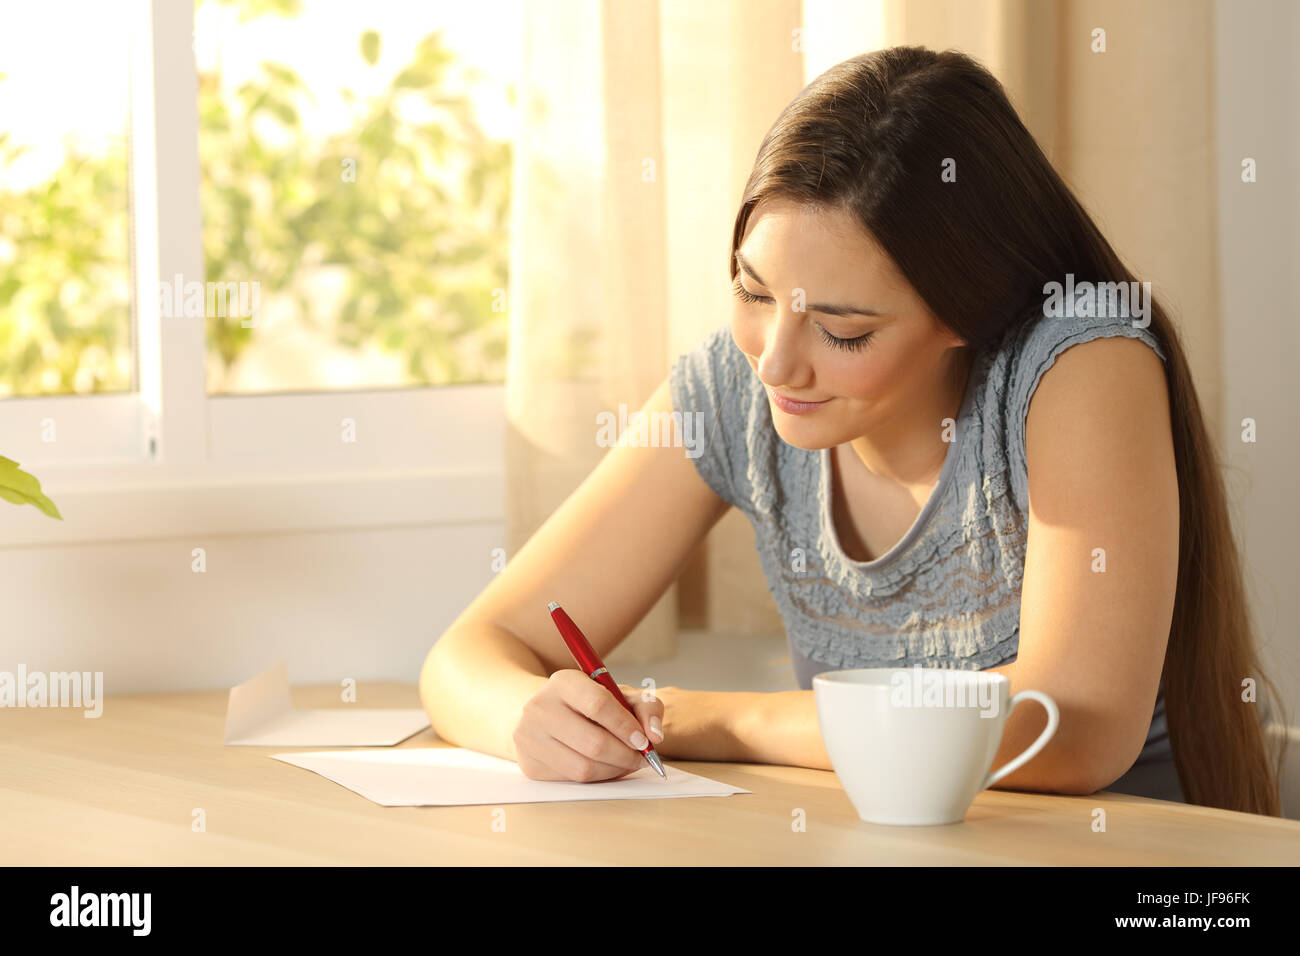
[768, 412, 840, 451]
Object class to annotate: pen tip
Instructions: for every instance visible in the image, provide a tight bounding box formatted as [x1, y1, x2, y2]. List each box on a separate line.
[646, 750, 666, 778]
[546, 601, 560, 612]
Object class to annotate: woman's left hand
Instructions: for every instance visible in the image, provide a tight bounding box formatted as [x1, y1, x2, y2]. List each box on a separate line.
[616, 681, 673, 748]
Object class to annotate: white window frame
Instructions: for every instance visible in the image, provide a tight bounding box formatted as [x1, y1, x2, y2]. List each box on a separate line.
[0, 0, 505, 547]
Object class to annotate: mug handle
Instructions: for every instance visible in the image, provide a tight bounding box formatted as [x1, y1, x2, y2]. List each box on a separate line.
[981, 690, 1060, 789]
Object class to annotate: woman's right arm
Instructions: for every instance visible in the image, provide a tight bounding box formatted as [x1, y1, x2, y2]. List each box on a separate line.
[418, 375, 730, 777]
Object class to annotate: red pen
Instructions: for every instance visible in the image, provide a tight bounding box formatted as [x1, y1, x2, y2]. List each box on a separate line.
[547, 601, 667, 778]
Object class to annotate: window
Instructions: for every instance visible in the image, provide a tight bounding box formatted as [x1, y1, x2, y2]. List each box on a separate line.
[194, 0, 515, 393]
[0, 0, 514, 544]
[0, 1, 133, 397]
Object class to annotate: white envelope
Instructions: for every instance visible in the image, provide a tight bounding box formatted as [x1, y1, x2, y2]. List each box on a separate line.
[223, 661, 430, 746]
[270, 746, 752, 807]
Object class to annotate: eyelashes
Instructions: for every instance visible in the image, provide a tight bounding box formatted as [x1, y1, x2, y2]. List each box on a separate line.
[816, 326, 876, 352]
[731, 274, 773, 307]
[730, 275, 875, 352]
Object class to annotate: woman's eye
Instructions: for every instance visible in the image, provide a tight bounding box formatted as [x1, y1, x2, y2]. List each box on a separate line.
[731, 274, 873, 351]
[817, 324, 875, 352]
[731, 275, 772, 305]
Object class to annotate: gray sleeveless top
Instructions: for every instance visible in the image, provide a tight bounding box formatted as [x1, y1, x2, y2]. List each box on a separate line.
[669, 309, 1183, 803]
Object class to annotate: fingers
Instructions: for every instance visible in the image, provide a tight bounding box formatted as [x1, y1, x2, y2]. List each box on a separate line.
[549, 694, 647, 772]
[618, 682, 665, 744]
[514, 691, 643, 780]
[514, 713, 635, 781]
[520, 727, 640, 783]
[561, 674, 656, 758]
[514, 670, 667, 783]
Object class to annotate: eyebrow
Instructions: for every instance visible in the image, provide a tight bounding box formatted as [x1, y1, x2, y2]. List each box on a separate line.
[734, 250, 882, 318]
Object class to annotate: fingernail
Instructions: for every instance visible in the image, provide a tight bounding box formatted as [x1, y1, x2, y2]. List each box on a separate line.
[649, 716, 663, 741]
[629, 730, 648, 750]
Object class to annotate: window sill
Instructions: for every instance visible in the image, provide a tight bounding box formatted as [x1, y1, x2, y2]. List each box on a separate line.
[0, 465, 504, 547]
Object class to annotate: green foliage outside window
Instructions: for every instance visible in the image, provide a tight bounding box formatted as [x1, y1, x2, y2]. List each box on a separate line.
[0, 0, 511, 396]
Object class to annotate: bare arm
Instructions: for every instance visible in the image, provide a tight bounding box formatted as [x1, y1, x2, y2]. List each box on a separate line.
[1004, 334, 1178, 793]
[420, 376, 730, 762]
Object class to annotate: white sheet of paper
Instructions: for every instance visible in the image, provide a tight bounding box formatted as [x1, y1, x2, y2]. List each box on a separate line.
[270, 747, 752, 807]
[223, 661, 429, 746]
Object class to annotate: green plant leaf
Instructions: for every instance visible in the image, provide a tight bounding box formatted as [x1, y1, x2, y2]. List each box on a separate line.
[360, 30, 380, 66]
[392, 66, 435, 89]
[261, 61, 303, 89]
[0, 455, 63, 519]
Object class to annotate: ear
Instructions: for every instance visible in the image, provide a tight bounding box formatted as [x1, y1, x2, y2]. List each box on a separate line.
[925, 310, 969, 350]
[939, 326, 969, 350]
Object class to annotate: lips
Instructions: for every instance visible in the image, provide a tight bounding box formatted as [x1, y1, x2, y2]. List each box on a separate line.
[770, 389, 832, 415]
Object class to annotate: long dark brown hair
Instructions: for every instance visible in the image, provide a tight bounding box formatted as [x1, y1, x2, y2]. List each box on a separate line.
[731, 46, 1285, 814]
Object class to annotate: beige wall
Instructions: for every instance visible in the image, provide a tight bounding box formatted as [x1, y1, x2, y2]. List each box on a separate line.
[1214, 0, 1300, 774]
[0, 523, 502, 694]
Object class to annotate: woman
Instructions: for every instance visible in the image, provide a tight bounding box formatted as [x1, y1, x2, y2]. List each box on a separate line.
[421, 46, 1284, 815]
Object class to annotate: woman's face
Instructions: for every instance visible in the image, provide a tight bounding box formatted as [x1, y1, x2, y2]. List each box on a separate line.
[730, 197, 967, 451]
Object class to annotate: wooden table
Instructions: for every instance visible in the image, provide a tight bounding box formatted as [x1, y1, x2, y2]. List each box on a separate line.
[4, 681, 1298, 865]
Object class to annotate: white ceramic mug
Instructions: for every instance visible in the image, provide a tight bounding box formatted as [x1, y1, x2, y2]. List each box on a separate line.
[812, 667, 1060, 826]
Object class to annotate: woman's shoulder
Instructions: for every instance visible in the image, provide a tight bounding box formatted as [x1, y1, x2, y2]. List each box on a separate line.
[668, 323, 773, 514]
[1004, 294, 1166, 381]
[668, 324, 759, 430]
[991, 299, 1166, 419]
[672, 322, 748, 379]
[983, 297, 1170, 511]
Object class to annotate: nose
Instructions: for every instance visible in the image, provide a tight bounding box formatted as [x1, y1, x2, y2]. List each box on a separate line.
[754, 310, 810, 390]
